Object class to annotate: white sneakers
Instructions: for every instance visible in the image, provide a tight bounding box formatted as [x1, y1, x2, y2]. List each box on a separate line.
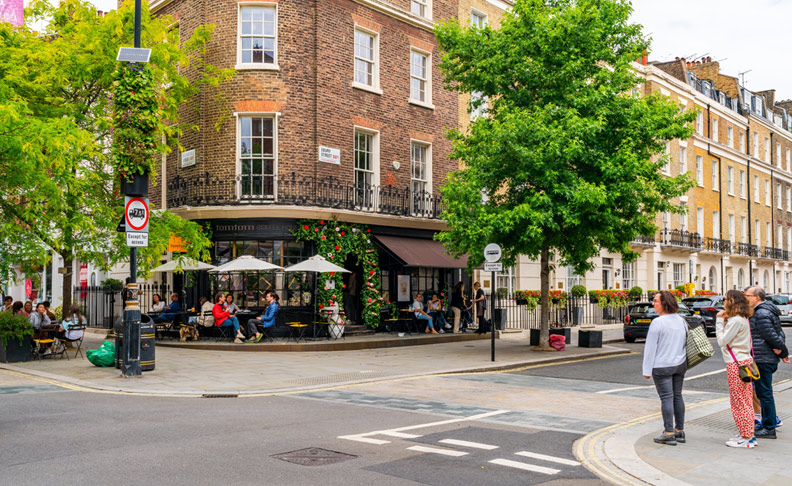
[725, 436, 757, 448]
[444, 324, 451, 329]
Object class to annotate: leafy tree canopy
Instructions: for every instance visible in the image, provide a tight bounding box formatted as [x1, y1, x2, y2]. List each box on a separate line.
[434, 0, 695, 345]
[0, 0, 231, 302]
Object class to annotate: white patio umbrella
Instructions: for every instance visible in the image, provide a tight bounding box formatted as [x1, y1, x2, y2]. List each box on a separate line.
[151, 258, 216, 273]
[283, 255, 350, 339]
[208, 255, 283, 273]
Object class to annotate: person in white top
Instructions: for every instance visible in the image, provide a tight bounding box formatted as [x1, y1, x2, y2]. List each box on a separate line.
[642, 290, 688, 446]
[150, 294, 165, 314]
[716, 289, 757, 448]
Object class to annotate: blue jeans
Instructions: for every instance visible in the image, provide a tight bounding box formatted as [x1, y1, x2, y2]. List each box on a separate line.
[429, 311, 447, 327]
[755, 362, 779, 430]
[153, 315, 174, 324]
[220, 316, 240, 336]
[416, 313, 433, 330]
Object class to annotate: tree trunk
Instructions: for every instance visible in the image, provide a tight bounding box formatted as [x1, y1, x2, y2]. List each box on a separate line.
[539, 246, 550, 349]
[62, 255, 73, 312]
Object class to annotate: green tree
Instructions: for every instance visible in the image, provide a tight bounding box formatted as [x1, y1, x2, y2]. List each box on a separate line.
[434, 0, 695, 348]
[0, 0, 230, 308]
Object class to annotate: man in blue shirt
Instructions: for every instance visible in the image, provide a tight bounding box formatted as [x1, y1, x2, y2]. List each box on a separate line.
[153, 293, 181, 324]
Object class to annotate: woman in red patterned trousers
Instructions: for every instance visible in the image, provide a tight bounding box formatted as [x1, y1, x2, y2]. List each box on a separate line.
[716, 289, 756, 448]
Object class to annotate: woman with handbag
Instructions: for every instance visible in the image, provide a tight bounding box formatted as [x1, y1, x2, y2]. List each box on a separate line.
[716, 289, 757, 448]
[642, 290, 688, 446]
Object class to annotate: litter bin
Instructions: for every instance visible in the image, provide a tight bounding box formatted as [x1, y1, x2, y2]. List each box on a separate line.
[492, 309, 506, 331]
[114, 314, 155, 371]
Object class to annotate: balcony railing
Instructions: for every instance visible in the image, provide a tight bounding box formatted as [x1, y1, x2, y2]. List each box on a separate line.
[735, 243, 759, 257]
[166, 172, 445, 219]
[703, 237, 732, 254]
[760, 246, 789, 260]
[660, 229, 701, 250]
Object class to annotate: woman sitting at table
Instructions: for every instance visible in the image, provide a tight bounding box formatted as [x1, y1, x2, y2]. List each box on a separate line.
[212, 293, 244, 343]
[249, 292, 279, 343]
[150, 294, 165, 313]
[428, 293, 449, 330]
[58, 304, 86, 342]
[23, 301, 33, 317]
[12, 301, 25, 316]
[225, 293, 240, 317]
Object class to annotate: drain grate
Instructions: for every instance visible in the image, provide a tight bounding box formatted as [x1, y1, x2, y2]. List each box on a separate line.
[271, 447, 357, 466]
[201, 393, 239, 398]
[688, 409, 791, 433]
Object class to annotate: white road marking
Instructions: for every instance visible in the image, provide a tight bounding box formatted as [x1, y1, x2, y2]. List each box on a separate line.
[515, 451, 580, 466]
[684, 369, 725, 381]
[339, 436, 391, 445]
[380, 431, 422, 439]
[338, 410, 510, 445]
[407, 445, 468, 457]
[596, 385, 648, 394]
[439, 439, 499, 450]
[489, 458, 560, 475]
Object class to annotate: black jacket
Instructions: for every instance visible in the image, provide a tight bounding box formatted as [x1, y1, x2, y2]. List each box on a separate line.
[749, 301, 789, 364]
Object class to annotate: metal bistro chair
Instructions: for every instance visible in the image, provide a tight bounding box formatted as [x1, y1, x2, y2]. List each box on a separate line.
[32, 331, 56, 361]
[60, 324, 87, 360]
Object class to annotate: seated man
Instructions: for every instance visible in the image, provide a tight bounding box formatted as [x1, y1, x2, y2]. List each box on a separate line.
[152, 293, 181, 324]
[249, 291, 280, 343]
[412, 293, 438, 335]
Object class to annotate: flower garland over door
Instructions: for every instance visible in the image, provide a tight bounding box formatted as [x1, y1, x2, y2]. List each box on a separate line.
[292, 219, 382, 329]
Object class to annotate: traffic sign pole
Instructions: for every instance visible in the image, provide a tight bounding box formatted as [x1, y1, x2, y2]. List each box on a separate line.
[483, 243, 502, 362]
[491, 270, 496, 362]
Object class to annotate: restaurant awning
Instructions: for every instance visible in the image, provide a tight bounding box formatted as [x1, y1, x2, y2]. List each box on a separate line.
[375, 235, 469, 269]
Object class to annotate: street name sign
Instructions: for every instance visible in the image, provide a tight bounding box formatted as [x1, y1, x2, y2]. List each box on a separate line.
[125, 196, 149, 233]
[484, 262, 502, 272]
[126, 232, 149, 248]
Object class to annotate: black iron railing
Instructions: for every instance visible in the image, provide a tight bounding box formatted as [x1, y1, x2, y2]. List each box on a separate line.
[660, 229, 701, 250]
[736, 243, 759, 257]
[167, 172, 445, 219]
[703, 237, 732, 254]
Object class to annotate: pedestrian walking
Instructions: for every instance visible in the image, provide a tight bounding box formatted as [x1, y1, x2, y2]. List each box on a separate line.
[450, 282, 465, 334]
[643, 290, 688, 446]
[716, 290, 756, 448]
[744, 287, 789, 439]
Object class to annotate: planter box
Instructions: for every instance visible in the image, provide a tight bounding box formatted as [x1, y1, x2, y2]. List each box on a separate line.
[529, 328, 540, 346]
[120, 172, 149, 196]
[0, 336, 32, 363]
[515, 298, 528, 305]
[578, 330, 603, 348]
[549, 327, 571, 343]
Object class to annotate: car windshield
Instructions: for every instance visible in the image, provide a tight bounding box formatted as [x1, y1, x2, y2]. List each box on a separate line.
[682, 298, 714, 308]
[630, 304, 654, 314]
[677, 303, 691, 315]
[770, 295, 789, 306]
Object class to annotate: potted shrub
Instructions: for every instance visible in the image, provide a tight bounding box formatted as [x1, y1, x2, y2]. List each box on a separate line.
[0, 313, 34, 363]
[570, 285, 587, 326]
[102, 278, 124, 293]
[628, 286, 643, 299]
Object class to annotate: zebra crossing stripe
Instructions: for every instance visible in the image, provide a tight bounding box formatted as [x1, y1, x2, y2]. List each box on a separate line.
[407, 445, 468, 457]
[489, 458, 560, 475]
[514, 451, 580, 466]
[338, 436, 391, 445]
[439, 439, 499, 450]
[380, 431, 422, 438]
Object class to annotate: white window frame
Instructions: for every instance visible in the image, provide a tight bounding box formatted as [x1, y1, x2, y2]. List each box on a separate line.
[754, 175, 759, 203]
[777, 143, 782, 167]
[711, 160, 718, 191]
[696, 111, 703, 134]
[409, 47, 434, 109]
[739, 170, 746, 198]
[353, 127, 380, 209]
[755, 219, 761, 246]
[728, 214, 735, 243]
[739, 132, 746, 152]
[470, 91, 488, 120]
[766, 179, 771, 206]
[712, 117, 719, 142]
[410, 0, 432, 19]
[621, 261, 635, 290]
[235, 112, 278, 200]
[712, 210, 719, 238]
[753, 133, 759, 158]
[766, 222, 772, 248]
[678, 145, 687, 174]
[470, 7, 487, 27]
[765, 137, 770, 162]
[409, 139, 432, 216]
[741, 216, 747, 243]
[787, 148, 791, 172]
[727, 126, 734, 147]
[788, 227, 792, 253]
[777, 183, 783, 209]
[352, 27, 382, 95]
[787, 186, 791, 212]
[680, 211, 687, 233]
[778, 225, 783, 250]
[697, 207, 704, 235]
[662, 142, 671, 175]
[696, 155, 703, 186]
[236, 3, 279, 71]
[727, 166, 734, 195]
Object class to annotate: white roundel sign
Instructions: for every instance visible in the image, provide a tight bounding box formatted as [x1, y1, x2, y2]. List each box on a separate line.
[125, 197, 149, 233]
[484, 243, 502, 263]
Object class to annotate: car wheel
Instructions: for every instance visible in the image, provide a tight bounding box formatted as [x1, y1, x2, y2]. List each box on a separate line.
[624, 336, 636, 343]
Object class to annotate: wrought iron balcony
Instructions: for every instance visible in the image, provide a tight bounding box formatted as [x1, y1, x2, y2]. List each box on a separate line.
[760, 247, 788, 260]
[166, 172, 444, 219]
[631, 234, 657, 246]
[660, 229, 701, 250]
[736, 243, 759, 257]
[703, 237, 732, 254]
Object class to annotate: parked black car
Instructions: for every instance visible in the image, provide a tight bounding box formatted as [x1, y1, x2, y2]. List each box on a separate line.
[623, 302, 705, 343]
[680, 296, 724, 336]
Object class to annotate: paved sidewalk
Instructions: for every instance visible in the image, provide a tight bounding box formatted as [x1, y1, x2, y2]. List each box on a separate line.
[0, 326, 628, 396]
[580, 379, 792, 486]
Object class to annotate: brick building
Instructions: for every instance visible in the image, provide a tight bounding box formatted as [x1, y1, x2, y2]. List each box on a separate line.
[149, 0, 468, 322]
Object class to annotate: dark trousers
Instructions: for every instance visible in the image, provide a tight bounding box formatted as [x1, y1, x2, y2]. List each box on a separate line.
[755, 362, 779, 430]
[652, 362, 687, 432]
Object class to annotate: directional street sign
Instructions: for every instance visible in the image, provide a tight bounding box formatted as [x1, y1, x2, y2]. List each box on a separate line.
[484, 243, 502, 263]
[126, 232, 149, 248]
[125, 196, 149, 233]
[116, 215, 126, 233]
[484, 262, 503, 272]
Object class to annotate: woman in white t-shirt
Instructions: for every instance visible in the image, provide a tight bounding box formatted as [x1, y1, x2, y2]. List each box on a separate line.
[150, 294, 165, 313]
[642, 290, 688, 446]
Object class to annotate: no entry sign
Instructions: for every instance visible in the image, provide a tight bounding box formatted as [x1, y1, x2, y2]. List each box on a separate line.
[125, 196, 149, 233]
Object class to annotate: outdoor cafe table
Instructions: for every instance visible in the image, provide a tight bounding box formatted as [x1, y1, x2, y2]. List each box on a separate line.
[235, 310, 259, 336]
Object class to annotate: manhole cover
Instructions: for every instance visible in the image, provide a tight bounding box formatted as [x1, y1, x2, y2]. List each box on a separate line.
[271, 447, 357, 466]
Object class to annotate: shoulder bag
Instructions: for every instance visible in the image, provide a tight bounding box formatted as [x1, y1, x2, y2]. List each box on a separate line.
[686, 321, 714, 369]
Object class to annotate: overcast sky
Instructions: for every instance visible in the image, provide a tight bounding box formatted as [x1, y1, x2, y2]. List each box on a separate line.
[56, 0, 792, 100]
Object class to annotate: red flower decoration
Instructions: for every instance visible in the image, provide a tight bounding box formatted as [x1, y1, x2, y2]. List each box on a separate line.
[321, 235, 326, 240]
[341, 232, 345, 236]
[320, 220, 325, 225]
[319, 304, 324, 308]
[314, 228, 319, 232]
[330, 272, 334, 276]
[332, 294, 337, 299]
[366, 229, 370, 233]
[343, 284, 347, 289]
[370, 270, 375, 275]
[368, 298, 372, 303]
[303, 225, 309, 230]
[335, 245, 340, 250]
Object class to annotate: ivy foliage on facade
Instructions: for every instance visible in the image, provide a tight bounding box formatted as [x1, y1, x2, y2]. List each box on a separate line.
[293, 220, 382, 328]
[112, 63, 160, 178]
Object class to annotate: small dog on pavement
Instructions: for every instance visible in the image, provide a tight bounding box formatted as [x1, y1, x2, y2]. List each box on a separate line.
[180, 326, 199, 342]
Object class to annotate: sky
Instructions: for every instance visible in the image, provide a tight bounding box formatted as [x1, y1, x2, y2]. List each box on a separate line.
[32, 0, 792, 101]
